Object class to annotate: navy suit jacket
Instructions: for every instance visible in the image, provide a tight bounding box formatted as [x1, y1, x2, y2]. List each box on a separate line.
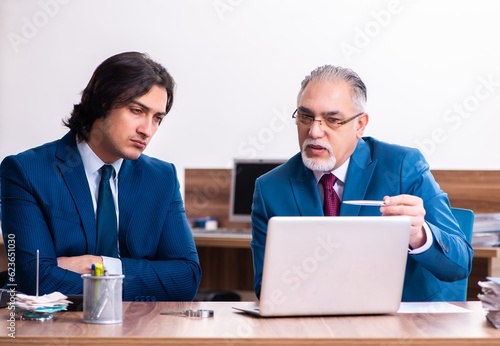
[251, 137, 473, 302]
[1, 132, 201, 301]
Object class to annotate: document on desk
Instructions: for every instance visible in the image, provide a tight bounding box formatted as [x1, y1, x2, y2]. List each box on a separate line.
[397, 302, 470, 314]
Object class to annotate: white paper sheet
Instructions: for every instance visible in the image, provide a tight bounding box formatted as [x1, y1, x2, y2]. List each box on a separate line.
[397, 302, 471, 314]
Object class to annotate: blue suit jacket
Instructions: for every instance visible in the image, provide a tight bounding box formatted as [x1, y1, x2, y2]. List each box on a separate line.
[251, 137, 473, 302]
[1, 132, 201, 301]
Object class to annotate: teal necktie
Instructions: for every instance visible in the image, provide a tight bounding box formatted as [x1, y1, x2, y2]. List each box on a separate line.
[96, 165, 118, 257]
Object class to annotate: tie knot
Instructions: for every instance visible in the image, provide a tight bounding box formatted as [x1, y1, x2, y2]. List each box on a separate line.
[320, 173, 337, 188]
[101, 165, 114, 181]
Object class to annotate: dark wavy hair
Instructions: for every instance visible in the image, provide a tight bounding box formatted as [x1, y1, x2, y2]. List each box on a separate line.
[63, 52, 175, 141]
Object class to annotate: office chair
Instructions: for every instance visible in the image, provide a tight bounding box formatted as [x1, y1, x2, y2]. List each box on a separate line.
[439, 207, 475, 301]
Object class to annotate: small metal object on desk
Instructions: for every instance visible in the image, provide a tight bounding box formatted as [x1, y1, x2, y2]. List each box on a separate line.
[160, 309, 214, 318]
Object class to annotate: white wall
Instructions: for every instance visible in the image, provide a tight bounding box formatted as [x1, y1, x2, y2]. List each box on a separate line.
[1, 0, 499, 191]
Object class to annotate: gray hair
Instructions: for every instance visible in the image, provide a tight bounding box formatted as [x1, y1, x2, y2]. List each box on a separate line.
[297, 65, 367, 113]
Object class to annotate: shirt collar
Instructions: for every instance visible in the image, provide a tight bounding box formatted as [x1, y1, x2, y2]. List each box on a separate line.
[76, 137, 123, 177]
[313, 158, 350, 184]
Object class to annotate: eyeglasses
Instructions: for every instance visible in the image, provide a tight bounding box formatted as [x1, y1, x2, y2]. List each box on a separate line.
[292, 109, 364, 130]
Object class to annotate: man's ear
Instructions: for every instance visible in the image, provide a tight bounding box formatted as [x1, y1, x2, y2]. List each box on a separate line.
[356, 113, 369, 138]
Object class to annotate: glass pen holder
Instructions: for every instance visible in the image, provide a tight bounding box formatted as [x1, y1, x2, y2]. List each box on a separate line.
[81, 273, 124, 324]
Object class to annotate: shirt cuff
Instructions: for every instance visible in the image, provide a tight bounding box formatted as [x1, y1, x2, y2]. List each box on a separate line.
[408, 222, 433, 254]
[102, 256, 122, 275]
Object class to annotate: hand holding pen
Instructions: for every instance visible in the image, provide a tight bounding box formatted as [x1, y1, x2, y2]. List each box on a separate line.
[343, 195, 427, 249]
[380, 195, 427, 249]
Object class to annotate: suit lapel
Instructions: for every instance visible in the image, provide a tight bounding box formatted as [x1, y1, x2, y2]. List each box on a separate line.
[341, 139, 378, 216]
[55, 133, 97, 253]
[289, 156, 323, 216]
[117, 159, 143, 253]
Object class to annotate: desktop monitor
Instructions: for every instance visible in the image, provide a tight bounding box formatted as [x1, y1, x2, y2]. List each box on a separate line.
[229, 159, 285, 222]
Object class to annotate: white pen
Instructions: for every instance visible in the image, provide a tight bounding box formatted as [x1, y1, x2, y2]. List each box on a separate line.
[343, 200, 386, 206]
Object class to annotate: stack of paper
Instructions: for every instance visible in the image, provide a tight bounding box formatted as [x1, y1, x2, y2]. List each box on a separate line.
[478, 277, 500, 328]
[15, 292, 72, 313]
[473, 214, 500, 247]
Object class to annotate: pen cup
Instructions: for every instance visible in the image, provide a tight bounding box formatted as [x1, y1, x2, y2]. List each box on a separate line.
[81, 273, 125, 324]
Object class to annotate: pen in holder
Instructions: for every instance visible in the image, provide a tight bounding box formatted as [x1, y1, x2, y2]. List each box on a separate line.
[81, 273, 124, 324]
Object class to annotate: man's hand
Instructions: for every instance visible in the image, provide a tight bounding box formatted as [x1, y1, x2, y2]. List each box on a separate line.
[380, 194, 427, 249]
[57, 255, 103, 274]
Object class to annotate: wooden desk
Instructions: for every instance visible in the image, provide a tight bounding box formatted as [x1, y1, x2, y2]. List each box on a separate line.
[193, 230, 500, 300]
[1, 301, 499, 345]
[192, 228, 251, 248]
[473, 247, 500, 276]
[469, 247, 500, 299]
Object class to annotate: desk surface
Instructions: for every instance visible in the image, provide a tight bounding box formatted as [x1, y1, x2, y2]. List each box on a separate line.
[2, 301, 500, 345]
[192, 228, 251, 248]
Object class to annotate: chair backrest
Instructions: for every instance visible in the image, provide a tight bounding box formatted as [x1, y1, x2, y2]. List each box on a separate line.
[440, 207, 474, 301]
[451, 207, 475, 244]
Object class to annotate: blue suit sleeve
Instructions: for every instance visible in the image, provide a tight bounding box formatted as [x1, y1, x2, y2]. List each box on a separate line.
[120, 176, 202, 301]
[117, 163, 201, 301]
[401, 149, 473, 281]
[1, 155, 84, 295]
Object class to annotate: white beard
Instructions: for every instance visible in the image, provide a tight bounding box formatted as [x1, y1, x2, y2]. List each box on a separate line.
[301, 139, 336, 171]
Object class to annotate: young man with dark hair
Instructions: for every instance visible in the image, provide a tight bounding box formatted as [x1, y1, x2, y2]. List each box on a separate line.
[1, 52, 201, 301]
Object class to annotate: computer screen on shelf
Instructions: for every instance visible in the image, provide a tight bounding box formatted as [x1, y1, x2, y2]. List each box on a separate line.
[229, 159, 285, 222]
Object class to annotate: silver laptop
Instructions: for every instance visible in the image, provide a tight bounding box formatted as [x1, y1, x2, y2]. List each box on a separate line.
[234, 216, 411, 317]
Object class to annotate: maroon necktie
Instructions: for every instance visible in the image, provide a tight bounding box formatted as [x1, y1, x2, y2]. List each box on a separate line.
[320, 173, 341, 216]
